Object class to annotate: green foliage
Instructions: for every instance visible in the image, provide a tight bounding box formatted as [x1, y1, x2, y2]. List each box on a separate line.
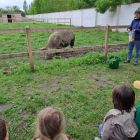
[95, 0, 122, 13]
[28, 0, 140, 14]
[123, 0, 140, 4]
[108, 55, 120, 64]
[23, 0, 28, 15]
[108, 55, 121, 69]
[83, 0, 96, 7]
[29, 0, 92, 14]
[0, 6, 25, 17]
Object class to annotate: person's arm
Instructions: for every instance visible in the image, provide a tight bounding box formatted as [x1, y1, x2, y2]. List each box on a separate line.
[134, 29, 140, 33]
[101, 118, 115, 140]
[127, 20, 134, 31]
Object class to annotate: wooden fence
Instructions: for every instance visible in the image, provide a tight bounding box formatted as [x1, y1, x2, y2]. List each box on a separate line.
[0, 25, 128, 71]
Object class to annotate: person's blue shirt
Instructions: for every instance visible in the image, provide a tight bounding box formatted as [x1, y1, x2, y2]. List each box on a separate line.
[128, 18, 140, 40]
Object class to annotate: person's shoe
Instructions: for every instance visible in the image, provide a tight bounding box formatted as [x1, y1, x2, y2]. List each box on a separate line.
[124, 60, 130, 63]
[134, 62, 138, 65]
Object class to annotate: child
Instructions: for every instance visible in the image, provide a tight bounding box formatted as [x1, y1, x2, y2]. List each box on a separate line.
[135, 104, 140, 140]
[0, 119, 9, 140]
[98, 85, 137, 140]
[133, 80, 140, 140]
[32, 106, 72, 140]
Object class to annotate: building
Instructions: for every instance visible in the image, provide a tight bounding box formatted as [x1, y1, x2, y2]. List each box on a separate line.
[2, 13, 22, 23]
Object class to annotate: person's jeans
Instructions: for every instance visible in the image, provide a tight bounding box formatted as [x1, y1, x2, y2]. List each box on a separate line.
[127, 41, 140, 63]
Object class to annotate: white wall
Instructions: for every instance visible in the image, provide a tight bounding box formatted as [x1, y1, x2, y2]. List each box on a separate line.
[96, 8, 119, 26]
[26, 3, 140, 27]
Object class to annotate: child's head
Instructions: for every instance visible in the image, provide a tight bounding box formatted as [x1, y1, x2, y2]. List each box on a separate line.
[0, 119, 8, 140]
[134, 9, 140, 19]
[112, 85, 135, 112]
[35, 106, 65, 140]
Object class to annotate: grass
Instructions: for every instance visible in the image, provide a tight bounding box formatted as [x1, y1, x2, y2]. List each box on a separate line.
[0, 22, 128, 54]
[0, 22, 70, 29]
[0, 22, 140, 140]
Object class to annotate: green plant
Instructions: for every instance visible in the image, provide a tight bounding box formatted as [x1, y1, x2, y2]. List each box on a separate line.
[108, 56, 120, 63]
[108, 55, 120, 69]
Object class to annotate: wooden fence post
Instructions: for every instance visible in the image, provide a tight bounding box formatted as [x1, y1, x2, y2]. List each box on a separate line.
[26, 26, 35, 71]
[104, 25, 110, 59]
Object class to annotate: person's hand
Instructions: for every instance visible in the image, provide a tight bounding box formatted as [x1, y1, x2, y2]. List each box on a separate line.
[132, 29, 135, 32]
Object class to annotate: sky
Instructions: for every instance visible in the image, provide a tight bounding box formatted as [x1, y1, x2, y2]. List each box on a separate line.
[0, 0, 33, 10]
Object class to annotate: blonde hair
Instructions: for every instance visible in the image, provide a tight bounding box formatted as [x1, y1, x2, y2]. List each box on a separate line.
[34, 107, 67, 140]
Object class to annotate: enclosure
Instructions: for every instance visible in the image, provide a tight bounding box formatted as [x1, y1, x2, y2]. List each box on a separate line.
[0, 22, 140, 140]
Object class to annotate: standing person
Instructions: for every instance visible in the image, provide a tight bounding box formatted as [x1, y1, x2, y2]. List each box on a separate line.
[125, 8, 140, 65]
[97, 85, 137, 140]
[32, 106, 72, 140]
[0, 119, 9, 140]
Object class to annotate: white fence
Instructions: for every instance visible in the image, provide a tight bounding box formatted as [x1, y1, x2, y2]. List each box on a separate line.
[29, 17, 71, 25]
[26, 3, 140, 27]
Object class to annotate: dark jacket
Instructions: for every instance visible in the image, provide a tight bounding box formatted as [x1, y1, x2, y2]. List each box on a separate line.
[128, 18, 140, 41]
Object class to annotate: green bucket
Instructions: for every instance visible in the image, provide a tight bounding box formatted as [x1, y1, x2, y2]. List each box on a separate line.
[108, 56, 120, 69]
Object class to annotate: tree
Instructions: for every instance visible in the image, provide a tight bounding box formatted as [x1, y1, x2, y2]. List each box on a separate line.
[0, 6, 23, 17]
[124, 0, 140, 4]
[83, 0, 96, 7]
[28, 0, 140, 14]
[13, 5, 20, 12]
[95, 0, 140, 13]
[95, 0, 122, 13]
[23, 0, 28, 14]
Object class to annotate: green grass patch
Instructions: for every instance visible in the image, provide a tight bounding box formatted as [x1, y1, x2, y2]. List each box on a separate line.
[0, 22, 128, 54]
[0, 23, 139, 140]
[0, 50, 140, 140]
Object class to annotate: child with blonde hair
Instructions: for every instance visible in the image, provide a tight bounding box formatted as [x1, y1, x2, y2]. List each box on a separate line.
[32, 106, 72, 140]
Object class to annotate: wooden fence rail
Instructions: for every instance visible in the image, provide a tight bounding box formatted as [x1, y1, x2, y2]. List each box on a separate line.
[0, 25, 128, 33]
[0, 44, 127, 59]
[0, 25, 128, 71]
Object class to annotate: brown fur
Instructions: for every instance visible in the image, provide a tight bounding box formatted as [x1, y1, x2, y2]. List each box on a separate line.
[46, 30, 75, 49]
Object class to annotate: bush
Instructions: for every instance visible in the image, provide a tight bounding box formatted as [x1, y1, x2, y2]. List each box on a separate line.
[108, 55, 120, 69]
